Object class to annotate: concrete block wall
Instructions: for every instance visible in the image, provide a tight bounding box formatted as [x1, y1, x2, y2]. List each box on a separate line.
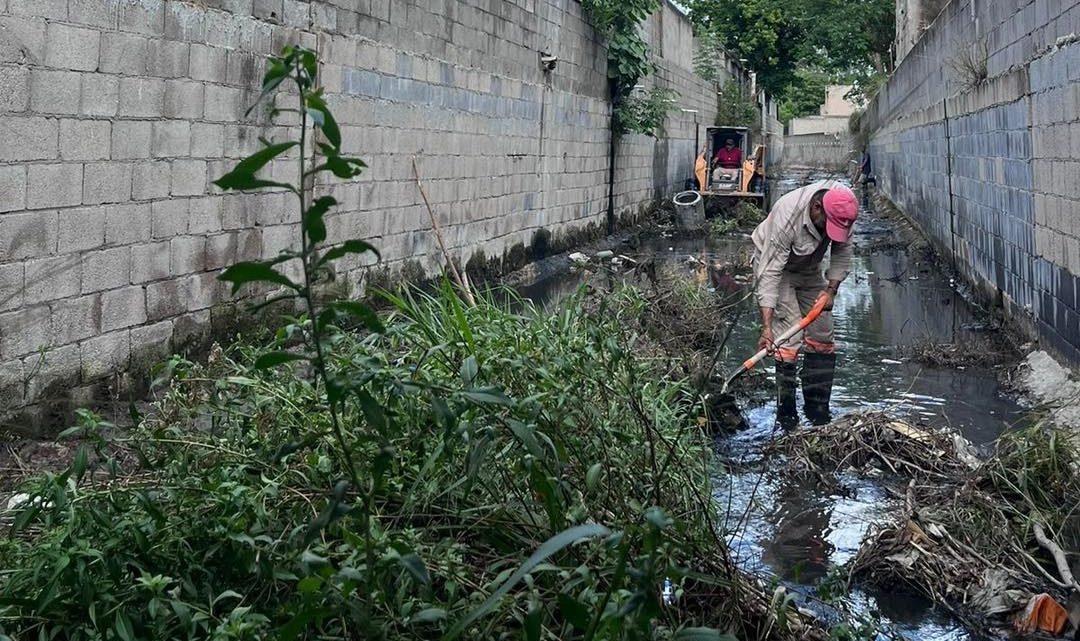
[865, 0, 1080, 362]
[780, 133, 854, 171]
[0, 0, 729, 428]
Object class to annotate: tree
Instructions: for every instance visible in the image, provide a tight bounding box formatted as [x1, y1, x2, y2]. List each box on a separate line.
[687, 0, 806, 96]
[687, 0, 895, 120]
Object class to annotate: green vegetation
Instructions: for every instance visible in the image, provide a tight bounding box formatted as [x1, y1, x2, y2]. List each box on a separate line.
[0, 285, 747, 640]
[712, 81, 759, 128]
[0, 45, 807, 641]
[614, 88, 679, 137]
[582, 0, 679, 136]
[686, 0, 895, 119]
[709, 202, 764, 236]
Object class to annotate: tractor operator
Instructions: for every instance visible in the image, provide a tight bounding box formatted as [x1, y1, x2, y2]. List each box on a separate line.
[751, 181, 859, 428]
[712, 137, 742, 169]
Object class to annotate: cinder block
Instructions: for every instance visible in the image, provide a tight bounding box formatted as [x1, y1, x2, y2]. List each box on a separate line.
[118, 77, 165, 117]
[145, 272, 216, 320]
[218, 0, 253, 16]
[129, 318, 172, 363]
[0, 304, 51, 359]
[0, 210, 57, 260]
[8, 0, 65, 20]
[309, 1, 335, 28]
[151, 120, 191, 158]
[45, 23, 100, 71]
[150, 198, 189, 238]
[57, 205, 106, 253]
[0, 66, 29, 112]
[50, 293, 101, 344]
[82, 246, 131, 293]
[80, 74, 120, 116]
[132, 161, 171, 200]
[0, 263, 24, 311]
[203, 231, 236, 270]
[131, 241, 170, 283]
[283, 0, 310, 27]
[0, 16, 47, 64]
[104, 202, 151, 245]
[111, 120, 153, 159]
[203, 84, 241, 122]
[146, 39, 189, 78]
[68, 0, 118, 29]
[0, 165, 26, 213]
[225, 50, 260, 86]
[163, 79, 204, 119]
[253, 0, 284, 20]
[118, 0, 165, 35]
[190, 122, 225, 157]
[189, 43, 226, 83]
[220, 191, 259, 229]
[80, 329, 130, 379]
[59, 119, 111, 161]
[164, 2, 207, 42]
[27, 163, 83, 209]
[170, 159, 207, 197]
[0, 115, 58, 161]
[24, 254, 80, 304]
[99, 32, 148, 75]
[29, 69, 81, 114]
[169, 234, 207, 274]
[83, 162, 133, 205]
[101, 286, 146, 330]
[188, 196, 222, 234]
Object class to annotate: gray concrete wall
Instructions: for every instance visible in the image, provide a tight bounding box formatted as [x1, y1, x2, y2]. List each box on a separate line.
[763, 96, 785, 173]
[780, 133, 854, 170]
[864, 0, 1080, 362]
[0, 0, 736, 428]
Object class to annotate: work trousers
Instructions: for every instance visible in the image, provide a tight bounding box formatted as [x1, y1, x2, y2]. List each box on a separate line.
[772, 269, 835, 363]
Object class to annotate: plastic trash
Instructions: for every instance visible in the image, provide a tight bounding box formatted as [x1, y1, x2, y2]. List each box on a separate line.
[1015, 593, 1068, 635]
[569, 252, 588, 264]
[661, 577, 675, 605]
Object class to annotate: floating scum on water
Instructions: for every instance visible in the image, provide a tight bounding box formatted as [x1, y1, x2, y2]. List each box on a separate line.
[770, 411, 1080, 637]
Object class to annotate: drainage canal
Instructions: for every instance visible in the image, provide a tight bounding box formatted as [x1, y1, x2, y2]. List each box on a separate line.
[512, 175, 1024, 640]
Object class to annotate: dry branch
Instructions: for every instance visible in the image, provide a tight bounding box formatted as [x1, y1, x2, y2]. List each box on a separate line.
[412, 156, 475, 306]
[1032, 520, 1080, 592]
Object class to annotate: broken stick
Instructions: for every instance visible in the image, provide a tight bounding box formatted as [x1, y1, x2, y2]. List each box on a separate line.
[1032, 520, 1080, 592]
[412, 157, 476, 306]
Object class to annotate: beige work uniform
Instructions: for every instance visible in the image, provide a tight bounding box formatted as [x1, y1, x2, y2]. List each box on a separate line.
[751, 180, 854, 362]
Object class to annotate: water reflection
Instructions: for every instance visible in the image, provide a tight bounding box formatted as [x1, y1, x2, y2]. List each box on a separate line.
[514, 177, 1021, 640]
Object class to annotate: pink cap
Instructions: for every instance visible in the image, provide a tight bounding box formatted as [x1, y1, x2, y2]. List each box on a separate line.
[822, 187, 859, 243]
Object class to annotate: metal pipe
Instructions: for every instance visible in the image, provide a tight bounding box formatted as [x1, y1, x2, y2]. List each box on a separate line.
[606, 79, 618, 235]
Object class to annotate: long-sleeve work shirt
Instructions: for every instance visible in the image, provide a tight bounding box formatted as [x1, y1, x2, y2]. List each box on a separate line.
[751, 180, 854, 309]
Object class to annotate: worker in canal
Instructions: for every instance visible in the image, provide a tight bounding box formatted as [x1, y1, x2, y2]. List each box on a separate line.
[752, 181, 859, 428]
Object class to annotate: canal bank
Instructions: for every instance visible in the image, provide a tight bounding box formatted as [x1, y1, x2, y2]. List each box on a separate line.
[504, 172, 1080, 639]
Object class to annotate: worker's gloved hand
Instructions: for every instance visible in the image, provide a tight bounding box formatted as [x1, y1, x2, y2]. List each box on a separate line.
[815, 289, 835, 312]
[758, 327, 775, 354]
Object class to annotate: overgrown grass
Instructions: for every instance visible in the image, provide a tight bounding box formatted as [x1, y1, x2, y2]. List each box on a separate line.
[0, 285, 813, 641]
[709, 202, 762, 236]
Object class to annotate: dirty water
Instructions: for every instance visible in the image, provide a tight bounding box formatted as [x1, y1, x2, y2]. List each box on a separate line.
[513, 177, 1024, 640]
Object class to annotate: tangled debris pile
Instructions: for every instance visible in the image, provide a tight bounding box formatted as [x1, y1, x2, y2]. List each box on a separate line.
[897, 336, 1020, 370]
[770, 412, 1080, 637]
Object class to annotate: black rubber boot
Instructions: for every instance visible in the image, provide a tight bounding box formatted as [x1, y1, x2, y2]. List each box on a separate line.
[802, 352, 837, 426]
[775, 361, 799, 429]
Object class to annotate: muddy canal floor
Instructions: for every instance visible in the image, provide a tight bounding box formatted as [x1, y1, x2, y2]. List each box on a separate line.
[509, 176, 1040, 640]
